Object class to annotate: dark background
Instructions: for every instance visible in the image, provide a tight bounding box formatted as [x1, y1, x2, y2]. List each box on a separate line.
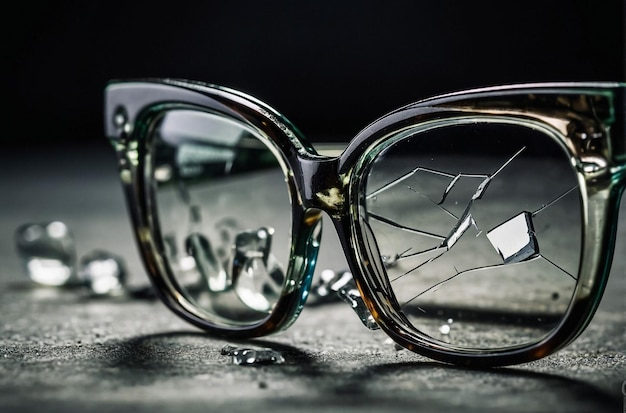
[6, 1, 625, 148]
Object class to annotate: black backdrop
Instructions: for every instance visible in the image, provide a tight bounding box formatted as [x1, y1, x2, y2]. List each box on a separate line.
[6, 1, 625, 147]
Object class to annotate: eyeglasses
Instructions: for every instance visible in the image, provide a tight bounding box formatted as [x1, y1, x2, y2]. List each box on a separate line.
[104, 79, 625, 367]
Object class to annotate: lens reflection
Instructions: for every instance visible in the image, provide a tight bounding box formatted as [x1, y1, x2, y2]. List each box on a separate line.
[149, 110, 292, 326]
[362, 122, 581, 350]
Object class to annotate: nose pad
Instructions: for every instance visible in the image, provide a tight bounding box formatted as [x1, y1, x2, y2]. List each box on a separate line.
[185, 233, 230, 292]
[229, 227, 285, 312]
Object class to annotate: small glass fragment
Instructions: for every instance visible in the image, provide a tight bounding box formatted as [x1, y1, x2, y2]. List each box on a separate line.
[185, 232, 230, 292]
[309, 268, 380, 329]
[231, 227, 285, 312]
[79, 250, 127, 296]
[335, 276, 379, 330]
[220, 344, 238, 355]
[310, 269, 352, 303]
[312, 269, 337, 299]
[486, 211, 539, 263]
[220, 344, 285, 366]
[15, 222, 77, 286]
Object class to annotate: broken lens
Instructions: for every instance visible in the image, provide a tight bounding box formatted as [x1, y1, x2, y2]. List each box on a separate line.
[147, 109, 293, 327]
[361, 120, 581, 350]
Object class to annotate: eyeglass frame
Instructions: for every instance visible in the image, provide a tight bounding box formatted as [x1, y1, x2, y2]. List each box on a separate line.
[104, 78, 625, 367]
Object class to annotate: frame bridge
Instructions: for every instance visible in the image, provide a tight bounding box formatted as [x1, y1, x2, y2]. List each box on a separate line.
[296, 156, 347, 216]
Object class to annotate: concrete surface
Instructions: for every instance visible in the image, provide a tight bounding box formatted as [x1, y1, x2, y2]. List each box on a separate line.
[0, 142, 624, 413]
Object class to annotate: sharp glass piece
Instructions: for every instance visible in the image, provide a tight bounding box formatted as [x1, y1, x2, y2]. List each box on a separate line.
[15, 221, 77, 286]
[486, 211, 539, 264]
[231, 227, 285, 312]
[220, 344, 285, 366]
[310, 269, 352, 303]
[437, 147, 526, 250]
[185, 232, 231, 292]
[334, 274, 379, 330]
[79, 250, 127, 296]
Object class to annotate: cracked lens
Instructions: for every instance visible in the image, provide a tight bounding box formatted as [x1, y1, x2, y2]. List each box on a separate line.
[363, 123, 581, 349]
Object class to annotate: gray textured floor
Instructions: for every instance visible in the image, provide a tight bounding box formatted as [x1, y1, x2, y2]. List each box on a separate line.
[0, 143, 624, 413]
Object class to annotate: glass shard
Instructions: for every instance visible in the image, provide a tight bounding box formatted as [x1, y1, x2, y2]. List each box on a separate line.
[79, 250, 127, 296]
[185, 232, 231, 292]
[15, 222, 76, 286]
[221, 344, 285, 366]
[486, 211, 539, 264]
[309, 269, 379, 329]
[231, 228, 285, 312]
[310, 269, 352, 303]
[335, 276, 379, 330]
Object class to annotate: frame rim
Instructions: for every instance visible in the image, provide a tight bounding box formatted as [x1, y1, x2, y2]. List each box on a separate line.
[104, 78, 625, 366]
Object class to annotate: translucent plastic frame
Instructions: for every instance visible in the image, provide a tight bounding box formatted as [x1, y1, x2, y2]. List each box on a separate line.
[104, 79, 625, 367]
